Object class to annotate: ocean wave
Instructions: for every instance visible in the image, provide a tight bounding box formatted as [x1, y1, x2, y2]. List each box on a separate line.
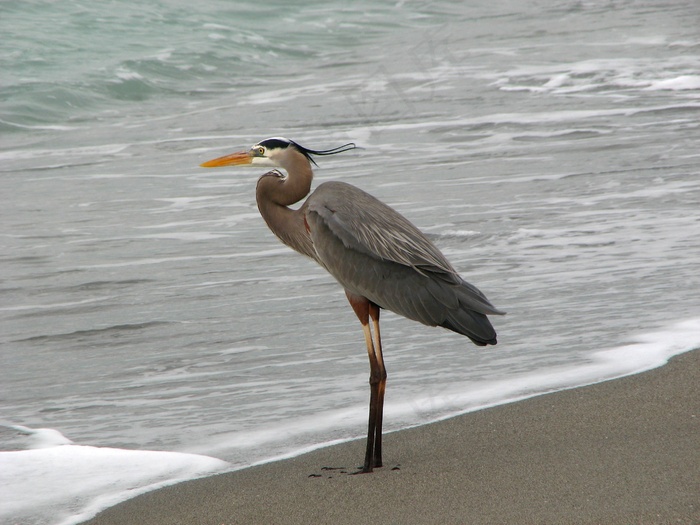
[0, 425, 229, 525]
[490, 56, 700, 96]
[13, 321, 173, 344]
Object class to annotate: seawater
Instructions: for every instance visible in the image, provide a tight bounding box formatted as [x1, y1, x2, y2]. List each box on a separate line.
[2, 1, 700, 524]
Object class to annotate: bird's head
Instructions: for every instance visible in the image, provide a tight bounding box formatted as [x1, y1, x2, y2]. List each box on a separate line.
[200, 137, 356, 170]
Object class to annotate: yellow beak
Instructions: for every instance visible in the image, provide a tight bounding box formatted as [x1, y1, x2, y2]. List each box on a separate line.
[200, 151, 252, 168]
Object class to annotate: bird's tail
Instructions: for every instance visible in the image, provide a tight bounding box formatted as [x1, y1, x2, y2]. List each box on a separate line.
[438, 277, 504, 346]
[440, 309, 498, 346]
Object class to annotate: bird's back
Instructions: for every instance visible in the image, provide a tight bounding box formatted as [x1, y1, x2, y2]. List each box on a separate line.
[304, 181, 503, 346]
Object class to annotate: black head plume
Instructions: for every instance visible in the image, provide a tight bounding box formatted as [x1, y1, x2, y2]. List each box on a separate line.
[258, 137, 357, 166]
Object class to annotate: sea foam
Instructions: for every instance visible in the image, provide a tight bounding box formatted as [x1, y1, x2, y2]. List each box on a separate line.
[0, 426, 229, 525]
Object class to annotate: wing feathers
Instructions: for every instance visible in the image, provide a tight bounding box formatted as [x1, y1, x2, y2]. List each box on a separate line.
[308, 182, 458, 278]
[305, 181, 503, 345]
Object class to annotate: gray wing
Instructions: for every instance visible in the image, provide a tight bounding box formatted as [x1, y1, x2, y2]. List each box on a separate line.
[309, 183, 457, 278]
[305, 181, 504, 345]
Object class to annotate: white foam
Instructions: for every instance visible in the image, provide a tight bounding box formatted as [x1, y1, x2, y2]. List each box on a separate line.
[646, 75, 700, 91]
[0, 143, 129, 161]
[488, 57, 700, 95]
[3, 319, 698, 525]
[196, 319, 700, 463]
[214, 318, 700, 464]
[387, 318, 700, 425]
[0, 118, 78, 131]
[349, 103, 700, 134]
[0, 296, 111, 313]
[114, 68, 144, 82]
[10, 426, 74, 448]
[0, 427, 229, 525]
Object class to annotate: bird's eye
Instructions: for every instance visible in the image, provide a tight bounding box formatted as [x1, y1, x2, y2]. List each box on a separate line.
[257, 147, 265, 156]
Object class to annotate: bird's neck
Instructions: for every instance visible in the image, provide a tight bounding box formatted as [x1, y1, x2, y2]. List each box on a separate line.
[255, 156, 316, 259]
[278, 152, 314, 206]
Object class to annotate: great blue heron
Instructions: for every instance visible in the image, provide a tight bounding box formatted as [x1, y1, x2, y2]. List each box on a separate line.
[201, 137, 504, 473]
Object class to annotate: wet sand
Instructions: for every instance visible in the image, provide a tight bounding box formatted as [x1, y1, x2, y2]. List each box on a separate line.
[84, 350, 699, 525]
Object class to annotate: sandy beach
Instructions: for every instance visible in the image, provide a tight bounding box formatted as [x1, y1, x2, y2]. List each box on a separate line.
[84, 350, 699, 525]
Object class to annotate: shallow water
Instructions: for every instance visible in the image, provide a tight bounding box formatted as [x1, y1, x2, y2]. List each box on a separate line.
[2, 1, 700, 523]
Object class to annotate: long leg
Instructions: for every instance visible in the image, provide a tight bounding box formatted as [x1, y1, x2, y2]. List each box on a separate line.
[345, 291, 386, 473]
[369, 302, 386, 469]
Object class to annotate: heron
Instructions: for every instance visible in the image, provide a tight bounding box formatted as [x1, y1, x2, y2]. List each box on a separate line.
[200, 137, 504, 473]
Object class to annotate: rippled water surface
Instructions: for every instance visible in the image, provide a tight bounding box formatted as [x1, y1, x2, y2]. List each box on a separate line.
[2, 1, 700, 524]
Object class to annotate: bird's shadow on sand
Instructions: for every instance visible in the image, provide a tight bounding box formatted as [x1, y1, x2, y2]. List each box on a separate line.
[308, 465, 401, 478]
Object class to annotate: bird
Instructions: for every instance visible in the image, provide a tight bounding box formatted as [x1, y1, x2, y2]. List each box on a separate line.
[200, 137, 504, 473]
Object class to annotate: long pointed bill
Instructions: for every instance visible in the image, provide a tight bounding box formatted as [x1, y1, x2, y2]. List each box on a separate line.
[200, 151, 252, 168]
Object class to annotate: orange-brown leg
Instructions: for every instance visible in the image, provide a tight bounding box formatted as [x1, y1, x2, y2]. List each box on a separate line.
[345, 290, 386, 473]
[369, 302, 386, 469]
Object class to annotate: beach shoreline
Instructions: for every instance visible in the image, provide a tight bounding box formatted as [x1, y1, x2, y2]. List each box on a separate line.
[83, 349, 699, 525]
